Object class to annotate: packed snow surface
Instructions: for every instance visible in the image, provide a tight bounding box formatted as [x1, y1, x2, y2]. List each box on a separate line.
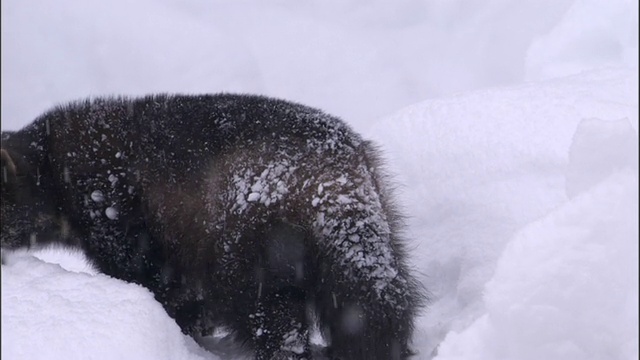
[1, 0, 637, 359]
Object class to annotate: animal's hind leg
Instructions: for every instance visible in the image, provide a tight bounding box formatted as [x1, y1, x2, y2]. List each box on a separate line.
[250, 287, 310, 360]
[316, 277, 415, 360]
[308, 170, 419, 359]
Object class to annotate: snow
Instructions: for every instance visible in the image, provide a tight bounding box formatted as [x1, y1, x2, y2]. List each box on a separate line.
[433, 124, 638, 360]
[1, 1, 638, 360]
[231, 159, 295, 210]
[1, 251, 210, 360]
[105, 207, 119, 220]
[370, 66, 638, 359]
[91, 190, 105, 203]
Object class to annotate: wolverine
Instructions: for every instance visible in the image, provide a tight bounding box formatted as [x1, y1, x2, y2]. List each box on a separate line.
[1, 94, 425, 360]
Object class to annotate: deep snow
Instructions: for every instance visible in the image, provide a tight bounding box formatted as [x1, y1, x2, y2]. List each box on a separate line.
[370, 66, 638, 359]
[1, 0, 638, 359]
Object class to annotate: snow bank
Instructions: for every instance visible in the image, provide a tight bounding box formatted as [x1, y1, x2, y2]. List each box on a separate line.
[367, 66, 637, 356]
[1, 252, 212, 360]
[526, 0, 639, 81]
[434, 118, 638, 360]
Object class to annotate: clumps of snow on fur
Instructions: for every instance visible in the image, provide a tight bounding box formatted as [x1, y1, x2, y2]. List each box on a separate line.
[310, 161, 404, 301]
[105, 206, 119, 220]
[230, 158, 296, 214]
[280, 323, 308, 355]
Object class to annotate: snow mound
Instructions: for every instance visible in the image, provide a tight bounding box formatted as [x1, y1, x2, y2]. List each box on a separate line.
[368, 66, 637, 358]
[433, 117, 639, 360]
[566, 117, 639, 197]
[526, 0, 639, 81]
[1, 253, 212, 360]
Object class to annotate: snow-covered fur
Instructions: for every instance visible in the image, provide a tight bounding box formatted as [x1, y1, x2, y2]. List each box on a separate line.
[1, 94, 425, 360]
